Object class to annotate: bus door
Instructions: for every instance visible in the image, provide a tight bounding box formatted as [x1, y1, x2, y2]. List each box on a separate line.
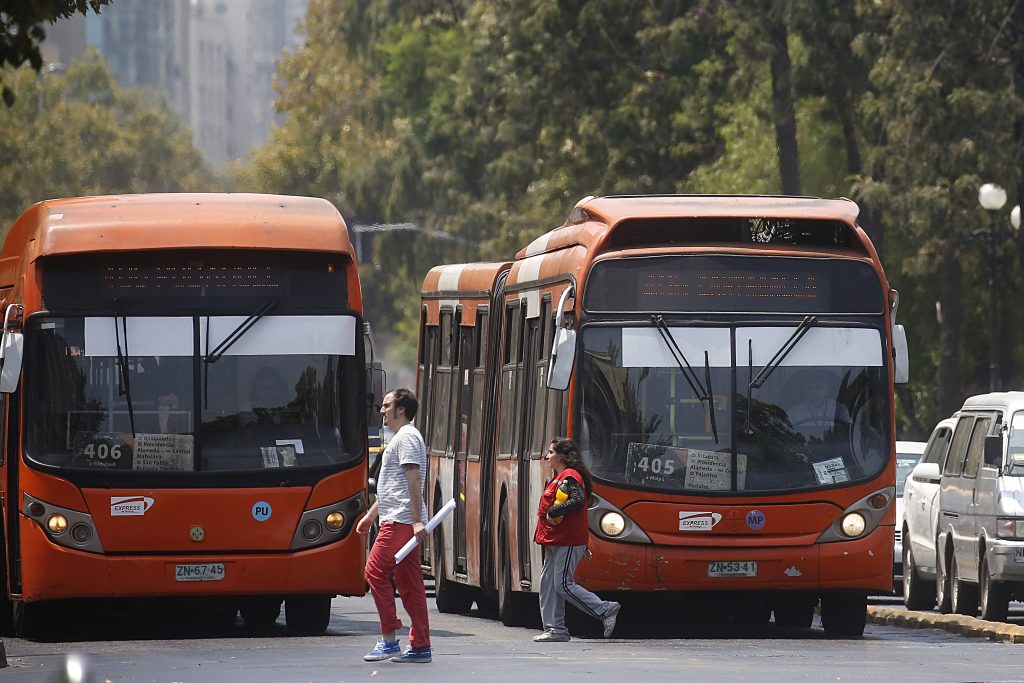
[453, 313, 475, 572]
[516, 304, 538, 584]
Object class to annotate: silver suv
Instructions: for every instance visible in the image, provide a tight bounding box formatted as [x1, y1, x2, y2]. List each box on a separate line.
[936, 392, 1024, 620]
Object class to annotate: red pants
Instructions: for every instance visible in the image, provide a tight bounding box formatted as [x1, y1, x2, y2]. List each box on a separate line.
[365, 520, 430, 648]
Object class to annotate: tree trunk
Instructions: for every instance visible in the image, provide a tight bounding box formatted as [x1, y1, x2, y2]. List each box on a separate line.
[768, 16, 800, 195]
[939, 242, 962, 417]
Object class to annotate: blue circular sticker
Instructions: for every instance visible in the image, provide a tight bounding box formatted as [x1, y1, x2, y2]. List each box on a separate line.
[745, 509, 766, 531]
[252, 501, 272, 522]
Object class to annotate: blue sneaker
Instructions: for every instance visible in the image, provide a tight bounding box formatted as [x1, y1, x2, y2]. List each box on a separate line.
[390, 646, 432, 663]
[363, 639, 401, 662]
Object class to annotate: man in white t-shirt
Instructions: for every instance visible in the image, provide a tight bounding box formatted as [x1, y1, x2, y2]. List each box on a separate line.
[355, 388, 431, 664]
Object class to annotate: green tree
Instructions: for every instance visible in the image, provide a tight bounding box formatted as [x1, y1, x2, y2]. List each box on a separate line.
[0, 0, 110, 105]
[0, 52, 213, 233]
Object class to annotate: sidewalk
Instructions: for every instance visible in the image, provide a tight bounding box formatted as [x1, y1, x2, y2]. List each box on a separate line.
[867, 606, 1024, 643]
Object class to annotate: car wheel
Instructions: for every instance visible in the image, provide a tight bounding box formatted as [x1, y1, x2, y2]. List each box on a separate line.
[950, 555, 978, 617]
[979, 555, 1009, 622]
[903, 542, 936, 611]
[935, 544, 952, 614]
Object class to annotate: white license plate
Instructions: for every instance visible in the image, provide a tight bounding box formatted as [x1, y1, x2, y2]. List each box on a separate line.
[175, 563, 226, 582]
[1015, 548, 1024, 563]
[707, 560, 758, 578]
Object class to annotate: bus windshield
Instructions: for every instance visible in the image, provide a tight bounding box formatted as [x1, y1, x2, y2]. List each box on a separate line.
[579, 323, 889, 493]
[25, 315, 362, 476]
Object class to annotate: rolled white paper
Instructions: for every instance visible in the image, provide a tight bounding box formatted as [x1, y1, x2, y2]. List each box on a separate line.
[394, 498, 457, 563]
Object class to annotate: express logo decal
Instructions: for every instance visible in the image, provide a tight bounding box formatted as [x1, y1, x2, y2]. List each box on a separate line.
[110, 496, 154, 516]
[678, 511, 722, 531]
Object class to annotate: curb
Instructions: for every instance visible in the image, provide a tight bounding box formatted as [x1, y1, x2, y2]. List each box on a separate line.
[867, 606, 1024, 643]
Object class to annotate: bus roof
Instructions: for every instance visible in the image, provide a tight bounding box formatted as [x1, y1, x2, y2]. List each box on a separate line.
[421, 262, 512, 296]
[516, 194, 863, 259]
[3, 193, 354, 261]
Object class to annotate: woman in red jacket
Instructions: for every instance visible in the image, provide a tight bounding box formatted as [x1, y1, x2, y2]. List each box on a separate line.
[532, 437, 621, 642]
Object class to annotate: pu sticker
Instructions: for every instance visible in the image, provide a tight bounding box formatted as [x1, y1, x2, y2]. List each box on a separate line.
[679, 511, 723, 531]
[745, 509, 766, 531]
[110, 495, 154, 516]
[252, 501, 272, 522]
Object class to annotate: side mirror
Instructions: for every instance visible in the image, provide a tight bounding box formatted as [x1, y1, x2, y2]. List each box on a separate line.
[366, 361, 385, 430]
[0, 304, 24, 394]
[367, 477, 377, 495]
[546, 285, 576, 391]
[984, 434, 1003, 468]
[893, 324, 909, 384]
[911, 461, 941, 484]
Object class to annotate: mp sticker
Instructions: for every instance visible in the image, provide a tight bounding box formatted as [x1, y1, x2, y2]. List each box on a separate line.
[745, 509, 766, 531]
[252, 501, 272, 522]
[110, 496, 154, 516]
[679, 511, 722, 531]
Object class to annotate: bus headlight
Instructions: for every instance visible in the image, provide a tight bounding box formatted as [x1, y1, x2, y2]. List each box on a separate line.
[599, 512, 626, 537]
[841, 513, 866, 538]
[301, 520, 323, 541]
[47, 514, 69, 535]
[325, 511, 345, 530]
[70, 523, 94, 545]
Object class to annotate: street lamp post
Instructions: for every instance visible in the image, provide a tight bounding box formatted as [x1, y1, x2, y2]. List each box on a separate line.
[975, 183, 1019, 392]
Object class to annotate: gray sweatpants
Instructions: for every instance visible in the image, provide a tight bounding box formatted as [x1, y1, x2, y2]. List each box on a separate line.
[539, 545, 615, 636]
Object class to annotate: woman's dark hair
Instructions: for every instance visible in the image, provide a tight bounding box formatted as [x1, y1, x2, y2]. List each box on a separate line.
[550, 437, 592, 494]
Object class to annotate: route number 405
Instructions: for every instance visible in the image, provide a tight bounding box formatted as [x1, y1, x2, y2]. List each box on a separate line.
[634, 456, 675, 475]
[82, 442, 124, 460]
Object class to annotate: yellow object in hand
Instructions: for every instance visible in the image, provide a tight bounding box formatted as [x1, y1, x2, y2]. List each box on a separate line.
[550, 487, 568, 526]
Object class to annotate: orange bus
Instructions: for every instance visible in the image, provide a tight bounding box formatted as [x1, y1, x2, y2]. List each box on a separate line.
[417, 195, 909, 637]
[0, 193, 374, 637]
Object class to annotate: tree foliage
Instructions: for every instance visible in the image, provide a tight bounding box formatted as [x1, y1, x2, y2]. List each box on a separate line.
[0, 52, 213, 230]
[0, 0, 110, 106]
[241, 0, 1024, 437]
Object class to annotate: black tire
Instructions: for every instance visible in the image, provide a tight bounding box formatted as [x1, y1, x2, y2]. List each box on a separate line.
[13, 600, 52, 640]
[434, 530, 474, 614]
[497, 512, 534, 627]
[820, 592, 867, 638]
[902, 542, 936, 611]
[935, 543, 952, 614]
[773, 601, 815, 629]
[240, 597, 282, 627]
[979, 555, 1009, 622]
[285, 595, 332, 635]
[950, 555, 978, 617]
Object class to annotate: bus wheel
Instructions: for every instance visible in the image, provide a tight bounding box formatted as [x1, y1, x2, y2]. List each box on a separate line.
[240, 597, 283, 627]
[979, 555, 1009, 622]
[819, 592, 866, 638]
[497, 512, 534, 627]
[285, 595, 332, 635]
[13, 600, 52, 640]
[434, 531, 473, 615]
[902, 542, 936, 611]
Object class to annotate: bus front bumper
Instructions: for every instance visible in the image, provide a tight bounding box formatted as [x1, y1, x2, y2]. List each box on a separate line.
[576, 524, 893, 594]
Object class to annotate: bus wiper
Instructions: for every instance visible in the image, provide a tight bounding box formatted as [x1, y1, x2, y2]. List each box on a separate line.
[203, 299, 278, 407]
[113, 299, 137, 437]
[651, 315, 718, 443]
[703, 350, 719, 444]
[748, 315, 817, 390]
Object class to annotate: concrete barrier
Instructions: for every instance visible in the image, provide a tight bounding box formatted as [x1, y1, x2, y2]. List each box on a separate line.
[867, 606, 1024, 643]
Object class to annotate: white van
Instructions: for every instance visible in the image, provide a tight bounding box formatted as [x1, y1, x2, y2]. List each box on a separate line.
[936, 392, 1024, 620]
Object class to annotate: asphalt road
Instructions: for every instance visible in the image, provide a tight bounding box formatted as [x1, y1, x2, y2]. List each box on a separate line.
[3, 591, 1022, 683]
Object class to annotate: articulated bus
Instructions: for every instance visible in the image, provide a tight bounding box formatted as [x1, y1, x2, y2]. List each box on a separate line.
[0, 194, 374, 637]
[417, 195, 909, 637]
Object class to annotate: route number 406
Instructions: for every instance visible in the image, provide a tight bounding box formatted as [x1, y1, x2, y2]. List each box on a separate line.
[634, 456, 675, 475]
[82, 442, 124, 460]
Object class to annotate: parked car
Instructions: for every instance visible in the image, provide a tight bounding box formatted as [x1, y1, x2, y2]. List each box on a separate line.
[894, 440, 927, 593]
[902, 416, 957, 610]
[936, 392, 1024, 621]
